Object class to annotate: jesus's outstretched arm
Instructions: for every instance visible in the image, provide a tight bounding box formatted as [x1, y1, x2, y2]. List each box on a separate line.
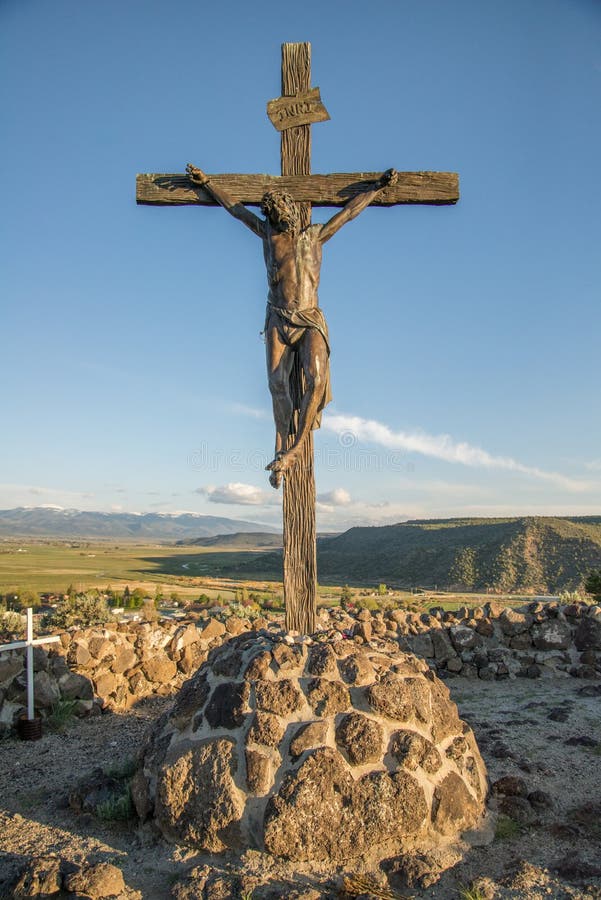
[318, 169, 398, 243]
[186, 164, 265, 237]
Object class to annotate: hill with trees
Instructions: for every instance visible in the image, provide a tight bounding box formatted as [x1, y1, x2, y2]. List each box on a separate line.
[314, 516, 601, 592]
[228, 516, 601, 593]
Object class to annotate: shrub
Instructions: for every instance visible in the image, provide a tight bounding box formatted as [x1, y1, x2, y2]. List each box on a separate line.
[0, 609, 25, 634]
[584, 570, 601, 603]
[42, 592, 113, 629]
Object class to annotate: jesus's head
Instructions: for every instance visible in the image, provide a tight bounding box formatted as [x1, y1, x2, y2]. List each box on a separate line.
[261, 190, 300, 233]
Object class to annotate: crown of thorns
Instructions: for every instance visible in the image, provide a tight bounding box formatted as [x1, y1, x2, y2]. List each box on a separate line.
[261, 190, 299, 221]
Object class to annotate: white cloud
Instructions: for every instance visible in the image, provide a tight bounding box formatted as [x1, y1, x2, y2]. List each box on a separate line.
[317, 487, 352, 506]
[196, 482, 275, 506]
[322, 413, 590, 493]
[230, 403, 270, 420]
[585, 459, 601, 472]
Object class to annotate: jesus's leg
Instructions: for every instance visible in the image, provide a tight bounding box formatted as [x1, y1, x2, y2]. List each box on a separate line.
[266, 329, 328, 482]
[265, 324, 294, 489]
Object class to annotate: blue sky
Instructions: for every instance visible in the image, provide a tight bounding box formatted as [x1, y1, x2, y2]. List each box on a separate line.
[1, 0, 600, 530]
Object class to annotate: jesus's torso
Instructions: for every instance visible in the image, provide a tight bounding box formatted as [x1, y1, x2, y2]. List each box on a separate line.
[263, 223, 322, 311]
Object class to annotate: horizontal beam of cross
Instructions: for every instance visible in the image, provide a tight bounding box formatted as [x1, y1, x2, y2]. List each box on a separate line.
[136, 171, 459, 207]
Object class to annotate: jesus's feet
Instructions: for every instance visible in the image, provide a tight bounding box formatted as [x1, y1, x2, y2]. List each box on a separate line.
[266, 450, 299, 489]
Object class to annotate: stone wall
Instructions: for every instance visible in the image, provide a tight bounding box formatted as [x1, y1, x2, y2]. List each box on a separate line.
[0, 615, 232, 731]
[391, 600, 601, 681]
[1, 600, 599, 732]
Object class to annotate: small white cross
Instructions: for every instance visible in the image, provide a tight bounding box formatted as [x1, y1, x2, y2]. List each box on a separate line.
[0, 607, 61, 720]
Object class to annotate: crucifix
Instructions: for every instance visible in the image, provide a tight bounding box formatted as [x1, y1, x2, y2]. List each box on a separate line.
[137, 43, 458, 635]
[0, 608, 60, 725]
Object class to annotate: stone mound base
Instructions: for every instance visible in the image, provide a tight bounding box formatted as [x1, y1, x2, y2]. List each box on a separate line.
[133, 630, 487, 864]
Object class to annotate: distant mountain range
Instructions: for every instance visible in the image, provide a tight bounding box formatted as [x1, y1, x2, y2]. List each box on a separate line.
[226, 516, 601, 593]
[0, 508, 279, 540]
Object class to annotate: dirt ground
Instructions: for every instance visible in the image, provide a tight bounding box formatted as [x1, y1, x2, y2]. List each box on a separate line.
[0, 675, 600, 899]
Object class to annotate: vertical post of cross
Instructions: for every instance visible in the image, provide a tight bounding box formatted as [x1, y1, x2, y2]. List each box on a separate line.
[280, 42, 317, 635]
[26, 607, 35, 719]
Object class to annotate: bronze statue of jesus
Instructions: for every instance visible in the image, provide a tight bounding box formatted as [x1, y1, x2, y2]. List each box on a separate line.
[186, 164, 398, 488]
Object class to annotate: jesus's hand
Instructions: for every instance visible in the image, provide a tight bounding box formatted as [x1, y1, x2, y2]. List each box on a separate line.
[186, 163, 210, 186]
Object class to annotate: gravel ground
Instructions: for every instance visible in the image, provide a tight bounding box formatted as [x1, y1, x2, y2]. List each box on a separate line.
[0, 677, 600, 899]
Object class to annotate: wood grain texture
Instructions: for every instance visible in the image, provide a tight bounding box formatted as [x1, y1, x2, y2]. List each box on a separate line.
[136, 171, 459, 206]
[266, 87, 330, 131]
[281, 43, 316, 635]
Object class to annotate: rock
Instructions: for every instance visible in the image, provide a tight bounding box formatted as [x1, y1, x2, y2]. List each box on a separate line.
[94, 671, 118, 697]
[169, 670, 210, 729]
[110, 646, 137, 675]
[0, 655, 23, 684]
[271, 641, 305, 672]
[31, 670, 60, 709]
[87, 636, 115, 660]
[68, 640, 93, 668]
[510, 633, 533, 650]
[497, 795, 535, 825]
[408, 633, 435, 658]
[198, 617, 226, 641]
[432, 772, 481, 835]
[492, 775, 529, 797]
[499, 608, 533, 636]
[156, 738, 243, 852]
[289, 721, 328, 759]
[210, 641, 244, 677]
[304, 677, 350, 716]
[205, 681, 250, 729]
[366, 673, 416, 721]
[446, 657, 463, 673]
[431, 630, 457, 661]
[473, 618, 494, 638]
[247, 711, 285, 747]
[335, 712, 383, 765]
[245, 749, 272, 793]
[574, 616, 601, 651]
[60, 671, 94, 701]
[13, 856, 62, 897]
[307, 644, 338, 676]
[528, 789, 553, 810]
[142, 653, 177, 684]
[338, 652, 374, 685]
[130, 768, 152, 820]
[255, 678, 303, 716]
[390, 730, 442, 774]
[225, 615, 249, 636]
[263, 747, 427, 861]
[532, 620, 572, 651]
[449, 625, 479, 652]
[243, 650, 272, 680]
[64, 862, 126, 898]
[178, 643, 207, 675]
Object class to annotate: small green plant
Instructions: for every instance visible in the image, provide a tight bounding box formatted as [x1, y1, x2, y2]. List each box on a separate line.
[104, 756, 137, 780]
[96, 786, 133, 821]
[495, 814, 521, 840]
[47, 698, 78, 732]
[457, 883, 487, 900]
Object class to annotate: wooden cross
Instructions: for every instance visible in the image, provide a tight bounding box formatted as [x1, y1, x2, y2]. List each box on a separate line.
[0, 608, 60, 720]
[136, 43, 458, 636]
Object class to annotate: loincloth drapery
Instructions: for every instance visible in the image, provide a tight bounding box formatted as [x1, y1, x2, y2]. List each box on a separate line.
[264, 302, 332, 429]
